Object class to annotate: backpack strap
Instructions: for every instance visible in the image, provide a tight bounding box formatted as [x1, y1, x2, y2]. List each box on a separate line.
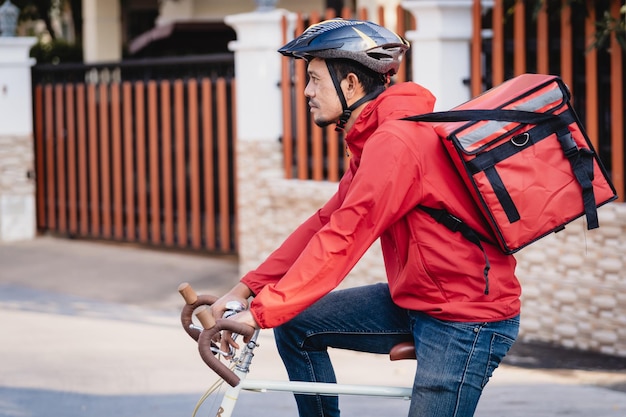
[403, 109, 555, 125]
[555, 127, 598, 229]
[417, 205, 491, 295]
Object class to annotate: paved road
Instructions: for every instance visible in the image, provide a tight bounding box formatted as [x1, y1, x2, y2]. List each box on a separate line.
[1, 236, 625, 417]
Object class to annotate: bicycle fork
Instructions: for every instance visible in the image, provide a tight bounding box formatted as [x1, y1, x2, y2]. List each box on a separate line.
[216, 329, 260, 417]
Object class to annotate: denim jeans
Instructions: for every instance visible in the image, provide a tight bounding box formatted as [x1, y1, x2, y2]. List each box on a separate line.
[273, 283, 519, 417]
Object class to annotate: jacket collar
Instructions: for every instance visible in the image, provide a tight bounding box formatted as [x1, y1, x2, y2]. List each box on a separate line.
[345, 82, 436, 158]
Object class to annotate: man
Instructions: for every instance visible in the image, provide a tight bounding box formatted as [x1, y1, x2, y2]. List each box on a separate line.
[211, 18, 521, 417]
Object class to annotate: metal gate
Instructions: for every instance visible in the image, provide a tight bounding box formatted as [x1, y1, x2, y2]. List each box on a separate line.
[32, 54, 238, 254]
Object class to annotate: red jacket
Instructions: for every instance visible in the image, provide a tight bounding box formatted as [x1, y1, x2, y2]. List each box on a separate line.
[242, 82, 521, 328]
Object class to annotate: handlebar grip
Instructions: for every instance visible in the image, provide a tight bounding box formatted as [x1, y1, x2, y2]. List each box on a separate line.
[178, 282, 198, 305]
[180, 291, 219, 341]
[198, 319, 256, 387]
[195, 306, 216, 329]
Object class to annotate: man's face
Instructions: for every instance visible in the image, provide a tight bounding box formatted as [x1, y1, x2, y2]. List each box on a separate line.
[304, 58, 343, 127]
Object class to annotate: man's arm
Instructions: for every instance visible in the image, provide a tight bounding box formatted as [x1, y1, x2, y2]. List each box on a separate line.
[249, 129, 426, 328]
[240, 171, 352, 295]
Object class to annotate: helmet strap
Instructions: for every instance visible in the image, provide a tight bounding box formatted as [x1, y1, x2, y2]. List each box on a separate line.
[325, 61, 385, 132]
[325, 61, 349, 131]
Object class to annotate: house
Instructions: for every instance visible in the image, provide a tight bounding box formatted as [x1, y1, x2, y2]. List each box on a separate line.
[82, 0, 401, 62]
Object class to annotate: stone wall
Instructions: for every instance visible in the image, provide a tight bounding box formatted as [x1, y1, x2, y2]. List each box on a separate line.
[236, 139, 386, 288]
[236, 143, 626, 357]
[514, 203, 626, 357]
[0, 134, 35, 241]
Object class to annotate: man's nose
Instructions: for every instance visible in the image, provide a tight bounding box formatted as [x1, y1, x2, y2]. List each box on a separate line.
[304, 81, 313, 98]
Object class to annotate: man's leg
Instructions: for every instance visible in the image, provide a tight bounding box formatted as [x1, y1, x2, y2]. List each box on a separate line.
[274, 283, 412, 417]
[407, 312, 520, 417]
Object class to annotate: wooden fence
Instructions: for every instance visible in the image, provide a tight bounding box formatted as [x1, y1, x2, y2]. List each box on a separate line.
[282, 0, 625, 201]
[32, 55, 238, 253]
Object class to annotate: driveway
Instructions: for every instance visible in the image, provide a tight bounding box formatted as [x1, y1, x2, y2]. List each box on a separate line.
[1, 236, 625, 417]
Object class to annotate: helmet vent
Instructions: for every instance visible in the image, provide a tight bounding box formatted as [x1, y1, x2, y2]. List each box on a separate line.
[367, 52, 392, 61]
[299, 19, 360, 43]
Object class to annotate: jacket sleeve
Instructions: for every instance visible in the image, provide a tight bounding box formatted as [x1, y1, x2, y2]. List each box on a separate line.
[249, 126, 427, 328]
[240, 170, 353, 296]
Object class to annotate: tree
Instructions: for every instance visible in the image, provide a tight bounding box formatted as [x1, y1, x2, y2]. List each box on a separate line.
[594, 3, 626, 50]
[13, 0, 83, 63]
[15, 0, 82, 41]
[15, 0, 55, 39]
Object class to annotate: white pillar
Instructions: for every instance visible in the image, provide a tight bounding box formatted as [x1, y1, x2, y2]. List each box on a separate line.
[225, 9, 296, 142]
[82, 0, 122, 62]
[224, 9, 297, 272]
[0, 37, 37, 242]
[402, 0, 474, 110]
[0, 38, 36, 135]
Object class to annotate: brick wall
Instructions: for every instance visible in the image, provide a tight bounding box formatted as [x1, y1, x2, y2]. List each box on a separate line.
[236, 139, 626, 357]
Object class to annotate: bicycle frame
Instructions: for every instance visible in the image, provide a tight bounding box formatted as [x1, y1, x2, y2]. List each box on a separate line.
[215, 329, 411, 417]
[178, 282, 412, 417]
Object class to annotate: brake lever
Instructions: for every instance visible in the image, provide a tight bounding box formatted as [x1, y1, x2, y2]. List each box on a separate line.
[208, 300, 246, 357]
[198, 319, 256, 387]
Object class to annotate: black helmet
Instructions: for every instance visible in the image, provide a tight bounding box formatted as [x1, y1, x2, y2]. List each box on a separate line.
[279, 18, 409, 76]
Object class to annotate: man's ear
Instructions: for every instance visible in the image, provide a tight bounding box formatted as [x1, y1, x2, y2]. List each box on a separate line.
[342, 72, 362, 100]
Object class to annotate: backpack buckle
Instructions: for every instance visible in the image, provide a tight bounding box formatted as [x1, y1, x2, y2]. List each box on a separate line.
[441, 213, 463, 232]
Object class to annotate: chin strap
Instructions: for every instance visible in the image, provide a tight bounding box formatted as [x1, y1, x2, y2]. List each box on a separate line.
[326, 61, 385, 132]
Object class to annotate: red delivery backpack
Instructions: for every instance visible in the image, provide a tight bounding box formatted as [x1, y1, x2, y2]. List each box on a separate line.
[404, 73, 617, 255]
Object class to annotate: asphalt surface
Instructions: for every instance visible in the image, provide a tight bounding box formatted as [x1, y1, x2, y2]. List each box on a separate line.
[1, 236, 626, 417]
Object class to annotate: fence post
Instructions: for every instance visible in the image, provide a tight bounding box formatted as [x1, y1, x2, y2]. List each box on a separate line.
[0, 37, 37, 242]
[225, 8, 296, 270]
[401, 0, 474, 110]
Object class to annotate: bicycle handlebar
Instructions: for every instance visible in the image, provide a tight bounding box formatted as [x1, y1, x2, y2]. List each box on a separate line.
[198, 319, 256, 387]
[178, 282, 256, 387]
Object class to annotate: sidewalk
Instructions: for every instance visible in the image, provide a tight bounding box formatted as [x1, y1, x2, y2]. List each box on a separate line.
[1, 236, 625, 417]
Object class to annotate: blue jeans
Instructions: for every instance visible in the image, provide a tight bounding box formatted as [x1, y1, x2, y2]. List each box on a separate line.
[274, 283, 519, 417]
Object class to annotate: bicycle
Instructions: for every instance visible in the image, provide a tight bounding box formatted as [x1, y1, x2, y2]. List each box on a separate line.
[178, 282, 418, 417]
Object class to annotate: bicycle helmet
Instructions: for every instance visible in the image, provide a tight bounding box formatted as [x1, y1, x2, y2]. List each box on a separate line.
[279, 19, 410, 130]
[279, 18, 409, 76]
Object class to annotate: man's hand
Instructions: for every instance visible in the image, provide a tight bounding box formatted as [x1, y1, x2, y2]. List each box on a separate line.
[208, 282, 257, 357]
[210, 282, 252, 321]
[220, 310, 260, 355]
